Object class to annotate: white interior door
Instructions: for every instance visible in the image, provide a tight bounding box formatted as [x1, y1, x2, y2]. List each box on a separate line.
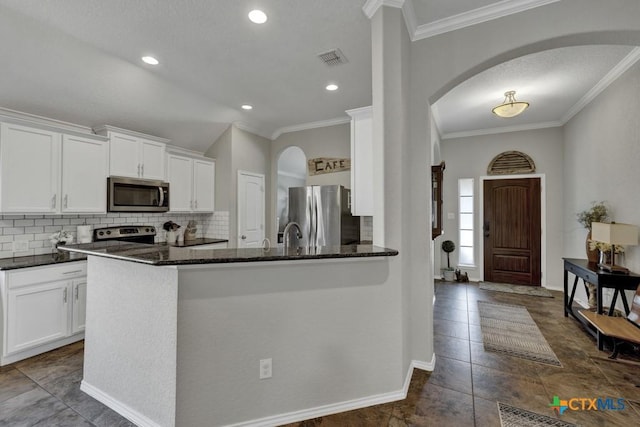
[237, 171, 265, 248]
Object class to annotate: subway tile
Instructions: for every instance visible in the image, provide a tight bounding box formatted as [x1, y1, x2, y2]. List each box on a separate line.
[2, 243, 13, 251]
[0, 215, 25, 220]
[0, 220, 14, 227]
[25, 227, 44, 234]
[34, 219, 53, 226]
[14, 219, 35, 227]
[0, 235, 13, 243]
[0, 250, 13, 258]
[3, 227, 25, 235]
[53, 219, 70, 226]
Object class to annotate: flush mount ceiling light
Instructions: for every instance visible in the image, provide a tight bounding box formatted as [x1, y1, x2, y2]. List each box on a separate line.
[248, 9, 267, 24]
[141, 56, 159, 65]
[241, 104, 253, 110]
[492, 90, 529, 118]
[325, 84, 339, 91]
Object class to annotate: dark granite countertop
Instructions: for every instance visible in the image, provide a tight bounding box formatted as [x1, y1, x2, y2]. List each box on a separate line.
[162, 238, 228, 248]
[58, 241, 398, 266]
[0, 251, 88, 270]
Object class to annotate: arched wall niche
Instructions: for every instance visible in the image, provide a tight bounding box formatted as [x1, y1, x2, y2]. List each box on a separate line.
[276, 146, 306, 235]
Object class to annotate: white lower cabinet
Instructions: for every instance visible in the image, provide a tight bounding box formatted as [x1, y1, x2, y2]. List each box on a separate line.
[0, 262, 87, 365]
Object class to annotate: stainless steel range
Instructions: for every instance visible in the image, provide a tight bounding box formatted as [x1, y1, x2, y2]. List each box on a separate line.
[93, 225, 157, 244]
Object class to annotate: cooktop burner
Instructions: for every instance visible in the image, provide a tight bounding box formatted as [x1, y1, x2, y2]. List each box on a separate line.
[93, 225, 156, 243]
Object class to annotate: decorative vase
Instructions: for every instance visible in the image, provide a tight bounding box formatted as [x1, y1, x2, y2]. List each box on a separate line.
[586, 232, 599, 263]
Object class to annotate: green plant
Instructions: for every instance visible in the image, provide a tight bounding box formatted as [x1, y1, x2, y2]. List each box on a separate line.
[441, 240, 456, 269]
[577, 201, 609, 231]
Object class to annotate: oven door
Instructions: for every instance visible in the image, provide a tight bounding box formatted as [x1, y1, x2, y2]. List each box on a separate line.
[108, 177, 169, 212]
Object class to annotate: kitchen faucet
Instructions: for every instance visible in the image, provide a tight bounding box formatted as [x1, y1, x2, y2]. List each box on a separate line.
[283, 222, 303, 250]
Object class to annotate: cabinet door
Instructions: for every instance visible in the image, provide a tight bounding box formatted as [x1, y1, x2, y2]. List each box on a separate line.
[61, 135, 108, 213]
[167, 155, 193, 212]
[71, 279, 87, 334]
[109, 133, 140, 178]
[140, 139, 166, 180]
[193, 160, 215, 212]
[7, 281, 69, 354]
[0, 123, 60, 213]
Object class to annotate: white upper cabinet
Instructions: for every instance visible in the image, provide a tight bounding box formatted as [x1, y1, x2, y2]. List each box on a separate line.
[0, 123, 61, 213]
[61, 134, 108, 213]
[167, 154, 192, 212]
[0, 122, 109, 214]
[193, 160, 215, 212]
[140, 139, 166, 180]
[346, 106, 373, 216]
[167, 154, 215, 213]
[95, 126, 167, 180]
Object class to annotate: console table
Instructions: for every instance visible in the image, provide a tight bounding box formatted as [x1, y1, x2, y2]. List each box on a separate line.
[563, 258, 640, 350]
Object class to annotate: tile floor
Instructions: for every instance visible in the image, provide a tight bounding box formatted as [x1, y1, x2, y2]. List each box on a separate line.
[1, 281, 639, 426]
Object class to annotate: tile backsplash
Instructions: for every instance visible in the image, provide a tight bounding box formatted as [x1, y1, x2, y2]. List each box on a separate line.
[0, 211, 229, 259]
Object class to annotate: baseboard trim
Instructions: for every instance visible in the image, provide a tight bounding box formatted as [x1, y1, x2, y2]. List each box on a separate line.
[229, 357, 437, 427]
[80, 380, 162, 427]
[81, 358, 437, 427]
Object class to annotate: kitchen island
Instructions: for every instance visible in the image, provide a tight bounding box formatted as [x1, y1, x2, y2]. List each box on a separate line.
[59, 242, 400, 427]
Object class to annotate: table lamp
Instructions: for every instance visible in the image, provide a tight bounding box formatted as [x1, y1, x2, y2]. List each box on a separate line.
[591, 222, 638, 274]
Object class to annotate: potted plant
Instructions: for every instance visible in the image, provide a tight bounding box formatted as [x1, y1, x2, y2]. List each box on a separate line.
[441, 240, 456, 281]
[577, 201, 610, 262]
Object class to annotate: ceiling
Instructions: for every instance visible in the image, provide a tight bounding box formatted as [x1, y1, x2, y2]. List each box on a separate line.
[0, 0, 637, 152]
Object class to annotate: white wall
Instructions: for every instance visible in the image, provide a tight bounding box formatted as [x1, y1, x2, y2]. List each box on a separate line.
[564, 60, 640, 308]
[440, 127, 564, 287]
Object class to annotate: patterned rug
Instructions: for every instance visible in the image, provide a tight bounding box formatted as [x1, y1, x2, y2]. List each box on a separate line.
[498, 402, 577, 427]
[478, 301, 562, 367]
[480, 282, 554, 298]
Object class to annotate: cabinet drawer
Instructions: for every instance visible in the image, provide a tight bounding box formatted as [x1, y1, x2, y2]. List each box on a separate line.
[7, 262, 87, 289]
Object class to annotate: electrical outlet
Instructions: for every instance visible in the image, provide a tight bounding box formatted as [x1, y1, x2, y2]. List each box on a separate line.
[259, 358, 272, 379]
[13, 240, 29, 252]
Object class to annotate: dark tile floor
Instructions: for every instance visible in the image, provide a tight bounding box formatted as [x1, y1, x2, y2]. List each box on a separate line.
[1, 281, 640, 426]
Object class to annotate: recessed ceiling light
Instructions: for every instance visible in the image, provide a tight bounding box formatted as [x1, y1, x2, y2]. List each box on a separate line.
[326, 84, 339, 91]
[141, 56, 159, 65]
[248, 10, 267, 24]
[241, 104, 253, 110]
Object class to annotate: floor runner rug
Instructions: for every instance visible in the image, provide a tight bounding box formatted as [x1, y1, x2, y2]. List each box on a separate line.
[478, 301, 562, 367]
[480, 281, 554, 298]
[498, 402, 577, 427]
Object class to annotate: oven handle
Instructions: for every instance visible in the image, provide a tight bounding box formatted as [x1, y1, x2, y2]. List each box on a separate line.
[158, 187, 165, 207]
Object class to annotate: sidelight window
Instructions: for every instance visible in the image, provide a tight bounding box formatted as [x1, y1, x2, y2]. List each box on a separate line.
[458, 178, 474, 266]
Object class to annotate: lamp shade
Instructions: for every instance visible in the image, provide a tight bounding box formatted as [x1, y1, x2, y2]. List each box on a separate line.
[492, 90, 529, 118]
[591, 222, 638, 246]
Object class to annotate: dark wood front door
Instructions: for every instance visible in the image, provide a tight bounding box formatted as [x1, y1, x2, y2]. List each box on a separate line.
[483, 178, 541, 286]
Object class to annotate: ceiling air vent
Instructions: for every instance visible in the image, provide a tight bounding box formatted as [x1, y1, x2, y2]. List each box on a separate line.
[317, 48, 348, 66]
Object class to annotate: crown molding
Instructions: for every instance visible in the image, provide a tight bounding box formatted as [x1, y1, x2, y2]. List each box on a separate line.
[0, 107, 94, 134]
[93, 125, 171, 144]
[441, 121, 562, 140]
[362, 0, 405, 19]
[412, 0, 561, 41]
[232, 121, 272, 140]
[271, 116, 351, 140]
[562, 47, 640, 124]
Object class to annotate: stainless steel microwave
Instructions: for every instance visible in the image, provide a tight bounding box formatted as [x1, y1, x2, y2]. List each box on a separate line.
[107, 176, 169, 212]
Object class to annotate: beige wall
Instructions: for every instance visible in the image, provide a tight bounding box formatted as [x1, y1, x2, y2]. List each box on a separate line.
[268, 122, 351, 240]
[563, 60, 640, 308]
[440, 127, 564, 286]
[205, 125, 270, 247]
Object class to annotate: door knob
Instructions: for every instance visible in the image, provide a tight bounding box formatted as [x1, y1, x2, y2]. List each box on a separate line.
[241, 235, 247, 240]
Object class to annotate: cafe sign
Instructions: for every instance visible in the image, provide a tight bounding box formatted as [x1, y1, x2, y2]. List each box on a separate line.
[307, 157, 351, 176]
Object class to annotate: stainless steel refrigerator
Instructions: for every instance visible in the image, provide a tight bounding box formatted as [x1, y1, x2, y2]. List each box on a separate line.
[288, 185, 360, 247]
